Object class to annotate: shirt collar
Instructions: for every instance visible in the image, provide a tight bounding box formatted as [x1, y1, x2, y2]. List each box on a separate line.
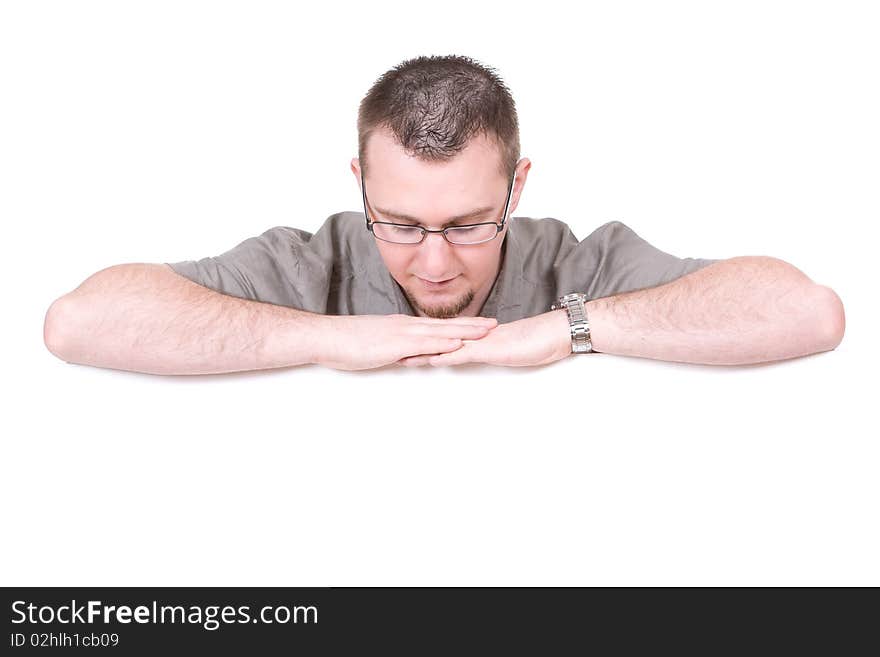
[477, 220, 524, 323]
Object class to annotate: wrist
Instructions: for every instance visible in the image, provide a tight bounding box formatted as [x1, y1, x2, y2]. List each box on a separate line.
[272, 309, 337, 367]
[305, 313, 342, 366]
[551, 292, 593, 355]
[583, 298, 601, 353]
[551, 307, 573, 359]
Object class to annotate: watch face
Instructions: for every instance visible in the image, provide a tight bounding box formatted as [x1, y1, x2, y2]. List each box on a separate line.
[553, 293, 587, 311]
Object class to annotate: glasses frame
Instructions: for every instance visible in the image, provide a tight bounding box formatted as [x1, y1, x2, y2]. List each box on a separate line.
[360, 168, 517, 246]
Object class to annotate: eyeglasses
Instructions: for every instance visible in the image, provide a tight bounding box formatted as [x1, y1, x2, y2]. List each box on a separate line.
[360, 169, 516, 245]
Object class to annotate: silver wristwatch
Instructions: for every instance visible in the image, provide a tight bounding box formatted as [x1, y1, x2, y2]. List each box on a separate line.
[550, 292, 593, 353]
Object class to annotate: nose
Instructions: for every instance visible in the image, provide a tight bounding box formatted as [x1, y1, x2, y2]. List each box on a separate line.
[415, 230, 457, 276]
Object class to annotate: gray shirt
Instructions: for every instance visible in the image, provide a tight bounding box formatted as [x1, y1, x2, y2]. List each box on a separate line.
[165, 212, 720, 324]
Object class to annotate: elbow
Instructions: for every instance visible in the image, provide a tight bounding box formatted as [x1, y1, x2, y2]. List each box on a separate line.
[43, 295, 78, 362]
[813, 285, 846, 351]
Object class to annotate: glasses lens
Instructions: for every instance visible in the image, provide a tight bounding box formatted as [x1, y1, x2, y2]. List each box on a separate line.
[371, 222, 499, 244]
[372, 223, 425, 244]
[445, 223, 498, 244]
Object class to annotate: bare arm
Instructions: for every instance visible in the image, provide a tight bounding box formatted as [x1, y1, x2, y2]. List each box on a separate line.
[43, 264, 497, 375]
[42, 264, 328, 375]
[406, 256, 845, 368]
[584, 256, 846, 364]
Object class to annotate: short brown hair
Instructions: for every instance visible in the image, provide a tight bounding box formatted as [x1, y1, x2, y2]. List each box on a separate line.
[357, 55, 520, 181]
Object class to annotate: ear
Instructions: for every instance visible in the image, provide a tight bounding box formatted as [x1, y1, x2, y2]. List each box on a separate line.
[350, 157, 361, 184]
[507, 158, 532, 216]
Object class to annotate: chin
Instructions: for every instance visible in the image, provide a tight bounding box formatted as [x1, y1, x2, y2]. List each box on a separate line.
[407, 288, 475, 320]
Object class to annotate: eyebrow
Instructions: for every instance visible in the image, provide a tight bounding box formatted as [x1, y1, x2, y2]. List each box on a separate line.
[373, 205, 497, 226]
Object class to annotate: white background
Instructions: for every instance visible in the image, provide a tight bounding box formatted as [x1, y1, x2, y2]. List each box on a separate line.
[1, 0, 876, 585]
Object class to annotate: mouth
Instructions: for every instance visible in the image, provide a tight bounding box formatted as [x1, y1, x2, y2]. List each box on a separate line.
[418, 276, 457, 289]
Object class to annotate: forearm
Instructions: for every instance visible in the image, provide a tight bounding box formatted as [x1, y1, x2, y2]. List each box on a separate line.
[584, 256, 845, 365]
[44, 264, 324, 375]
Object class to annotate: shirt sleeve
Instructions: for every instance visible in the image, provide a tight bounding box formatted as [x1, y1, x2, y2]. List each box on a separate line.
[584, 220, 721, 300]
[165, 226, 320, 309]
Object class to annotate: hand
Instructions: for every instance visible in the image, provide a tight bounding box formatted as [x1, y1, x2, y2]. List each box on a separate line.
[397, 309, 573, 368]
[313, 313, 499, 371]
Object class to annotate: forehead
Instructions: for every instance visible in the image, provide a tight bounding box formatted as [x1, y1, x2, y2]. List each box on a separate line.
[364, 127, 507, 203]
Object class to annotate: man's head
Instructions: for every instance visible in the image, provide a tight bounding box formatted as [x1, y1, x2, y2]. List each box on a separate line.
[351, 55, 531, 319]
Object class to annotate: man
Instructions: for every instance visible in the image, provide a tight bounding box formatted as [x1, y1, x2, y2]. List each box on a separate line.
[43, 55, 845, 375]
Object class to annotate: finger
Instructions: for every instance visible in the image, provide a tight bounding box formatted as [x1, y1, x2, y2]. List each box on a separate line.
[399, 355, 433, 367]
[418, 316, 498, 327]
[427, 350, 470, 367]
[409, 337, 463, 357]
[428, 341, 480, 367]
[399, 336, 462, 364]
[411, 324, 494, 340]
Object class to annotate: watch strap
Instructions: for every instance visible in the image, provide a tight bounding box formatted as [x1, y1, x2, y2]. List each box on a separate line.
[551, 292, 593, 354]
